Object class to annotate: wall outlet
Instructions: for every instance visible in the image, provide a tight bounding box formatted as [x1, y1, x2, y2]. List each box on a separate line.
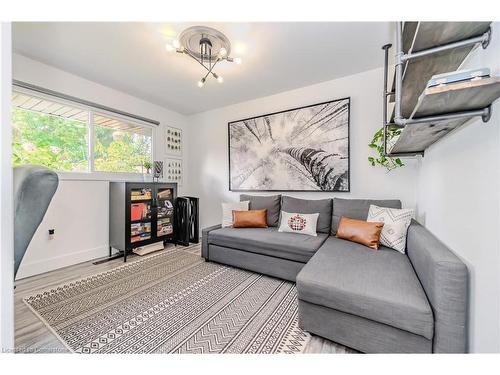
[48, 229, 55, 240]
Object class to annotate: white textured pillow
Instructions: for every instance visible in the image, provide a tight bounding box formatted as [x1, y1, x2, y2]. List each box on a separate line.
[367, 204, 414, 253]
[221, 201, 249, 227]
[278, 211, 319, 237]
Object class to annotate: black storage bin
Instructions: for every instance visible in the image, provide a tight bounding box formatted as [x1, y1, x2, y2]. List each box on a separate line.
[175, 196, 199, 246]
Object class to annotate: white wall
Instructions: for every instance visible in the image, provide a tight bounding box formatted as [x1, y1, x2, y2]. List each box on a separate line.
[13, 54, 189, 279]
[187, 67, 420, 229]
[0, 22, 14, 351]
[416, 23, 500, 353]
[15, 181, 109, 279]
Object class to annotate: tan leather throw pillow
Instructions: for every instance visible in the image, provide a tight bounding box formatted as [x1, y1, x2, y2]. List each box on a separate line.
[232, 209, 268, 228]
[336, 216, 384, 250]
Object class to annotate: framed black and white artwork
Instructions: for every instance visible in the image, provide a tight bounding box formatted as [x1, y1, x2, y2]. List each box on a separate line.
[228, 97, 350, 192]
[166, 126, 182, 156]
[165, 157, 183, 186]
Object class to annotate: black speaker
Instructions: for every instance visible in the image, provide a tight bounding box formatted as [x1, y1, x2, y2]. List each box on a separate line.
[175, 196, 199, 246]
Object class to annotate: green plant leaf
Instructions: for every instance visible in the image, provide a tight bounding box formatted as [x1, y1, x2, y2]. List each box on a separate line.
[367, 127, 405, 172]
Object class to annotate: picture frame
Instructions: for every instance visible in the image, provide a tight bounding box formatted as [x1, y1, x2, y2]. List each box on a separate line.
[165, 157, 183, 186]
[228, 97, 350, 192]
[166, 126, 182, 156]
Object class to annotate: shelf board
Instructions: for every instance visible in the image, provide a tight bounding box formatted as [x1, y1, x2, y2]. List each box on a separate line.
[411, 77, 500, 118]
[389, 117, 470, 154]
[131, 198, 152, 203]
[131, 231, 151, 236]
[130, 218, 152, 224]
[409, 22, 491, 53]
[389, 77, 500, 154]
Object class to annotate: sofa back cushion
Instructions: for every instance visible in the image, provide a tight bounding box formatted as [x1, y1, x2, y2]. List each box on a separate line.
[331, 198, 401, 235]
[240, 194, 281, 227]
[281, 196, 332, 234]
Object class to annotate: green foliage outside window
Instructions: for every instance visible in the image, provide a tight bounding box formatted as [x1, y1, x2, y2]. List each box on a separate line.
[12, 108, 88, 171]
[93, 124, 151, 173]
[12, 108, 152, 173]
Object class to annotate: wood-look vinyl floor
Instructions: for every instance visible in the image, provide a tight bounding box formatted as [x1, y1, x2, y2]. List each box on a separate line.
[14, 243, 354, 354]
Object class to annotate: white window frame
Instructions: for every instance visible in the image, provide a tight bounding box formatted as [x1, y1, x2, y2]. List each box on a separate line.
[12, 87, 156, 182]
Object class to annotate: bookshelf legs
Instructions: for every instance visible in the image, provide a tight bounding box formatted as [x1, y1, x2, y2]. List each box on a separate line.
[92, 248, 124, 265]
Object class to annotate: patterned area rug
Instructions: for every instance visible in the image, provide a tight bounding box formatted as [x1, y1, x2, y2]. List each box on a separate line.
[24, 247, 310, 353]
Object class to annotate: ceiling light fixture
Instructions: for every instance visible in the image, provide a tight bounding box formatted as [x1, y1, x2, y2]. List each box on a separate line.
[165, 26, 242, 87]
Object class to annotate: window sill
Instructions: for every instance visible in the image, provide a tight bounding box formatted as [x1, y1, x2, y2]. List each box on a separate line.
[57, 171, 153, 182]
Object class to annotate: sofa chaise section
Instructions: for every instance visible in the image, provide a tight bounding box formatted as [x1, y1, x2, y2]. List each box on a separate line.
[296, 236, 434, 353]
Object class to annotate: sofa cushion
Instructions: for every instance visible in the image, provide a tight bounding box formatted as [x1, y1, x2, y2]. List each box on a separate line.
[331, 198, 401, 235]
[240, 194, 281, 227]
[296, 236, 434, 339]
[281, 196, 332, 233]
[208, 227, 328, 263]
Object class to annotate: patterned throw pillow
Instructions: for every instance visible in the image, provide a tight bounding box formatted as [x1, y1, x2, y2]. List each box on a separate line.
[278, 211, 319, 237]
[367, 205, 414, 253]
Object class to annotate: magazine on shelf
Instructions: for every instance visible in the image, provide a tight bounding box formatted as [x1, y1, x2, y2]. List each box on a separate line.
[158, 224, 173, 236]
[157, 189, 172, 200]
[131, 202, 151, 221]
[131, 222, 151, 236]
[131, 188, 152, 201]
[131, 233, 151, 243]
[157, 206, 173, 218]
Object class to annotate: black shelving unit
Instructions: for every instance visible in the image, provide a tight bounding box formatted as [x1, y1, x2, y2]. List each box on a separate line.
[95, 182, 177, 264]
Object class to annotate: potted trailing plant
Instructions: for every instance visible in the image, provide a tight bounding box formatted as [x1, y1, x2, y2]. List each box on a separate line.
[368, 127, 404, 172]
[143, 160, 152, 174]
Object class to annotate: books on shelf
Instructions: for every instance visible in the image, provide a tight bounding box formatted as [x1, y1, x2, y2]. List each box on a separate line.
[157, 218, 173, 236]
[131, 233, 151, 243]
[427, 68, 490, 88]
[131, 203, 151, 221]
[131, 188, 152, 201]
[157, 206, 173, 219]
[157, 189, 172, 200]
[131, 222, 151, 236]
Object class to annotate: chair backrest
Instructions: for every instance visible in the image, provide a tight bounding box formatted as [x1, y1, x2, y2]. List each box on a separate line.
[13, 165, 58, 278]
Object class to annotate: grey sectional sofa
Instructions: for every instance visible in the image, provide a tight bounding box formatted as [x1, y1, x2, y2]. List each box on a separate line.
[202, 196, 468, 353]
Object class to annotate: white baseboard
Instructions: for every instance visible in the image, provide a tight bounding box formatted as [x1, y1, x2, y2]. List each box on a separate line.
[16, 245, 108, 280]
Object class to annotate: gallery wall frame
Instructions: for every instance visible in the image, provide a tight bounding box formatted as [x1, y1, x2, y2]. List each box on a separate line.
[166, 126, 183, 156]
[165, 157, 183, 186]
[228, 97, 350, 192]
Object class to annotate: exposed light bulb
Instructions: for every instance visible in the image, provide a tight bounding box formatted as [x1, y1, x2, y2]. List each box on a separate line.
[219, 47, 227, 57]
[197, 78, 206, 88]
[212, 73, 223, 83]
[172, 39, 180, 49]
[234, 57, 242, 64]
[165, 44, 175, 52]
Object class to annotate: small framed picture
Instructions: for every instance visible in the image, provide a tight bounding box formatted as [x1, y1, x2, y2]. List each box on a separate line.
[166, 126, 182, 156]
[165, 157, 183, 186]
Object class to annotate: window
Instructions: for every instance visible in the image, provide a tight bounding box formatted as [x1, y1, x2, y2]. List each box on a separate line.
[93, 113, 152, 173]
[11, 90, 154, 175]
[12, 94, 89, 172]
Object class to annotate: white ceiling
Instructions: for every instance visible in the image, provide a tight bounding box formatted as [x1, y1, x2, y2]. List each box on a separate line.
[12, 22, 393, 115]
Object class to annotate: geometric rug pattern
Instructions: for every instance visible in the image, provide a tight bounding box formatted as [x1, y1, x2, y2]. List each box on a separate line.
[24, 247, 311, 353]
